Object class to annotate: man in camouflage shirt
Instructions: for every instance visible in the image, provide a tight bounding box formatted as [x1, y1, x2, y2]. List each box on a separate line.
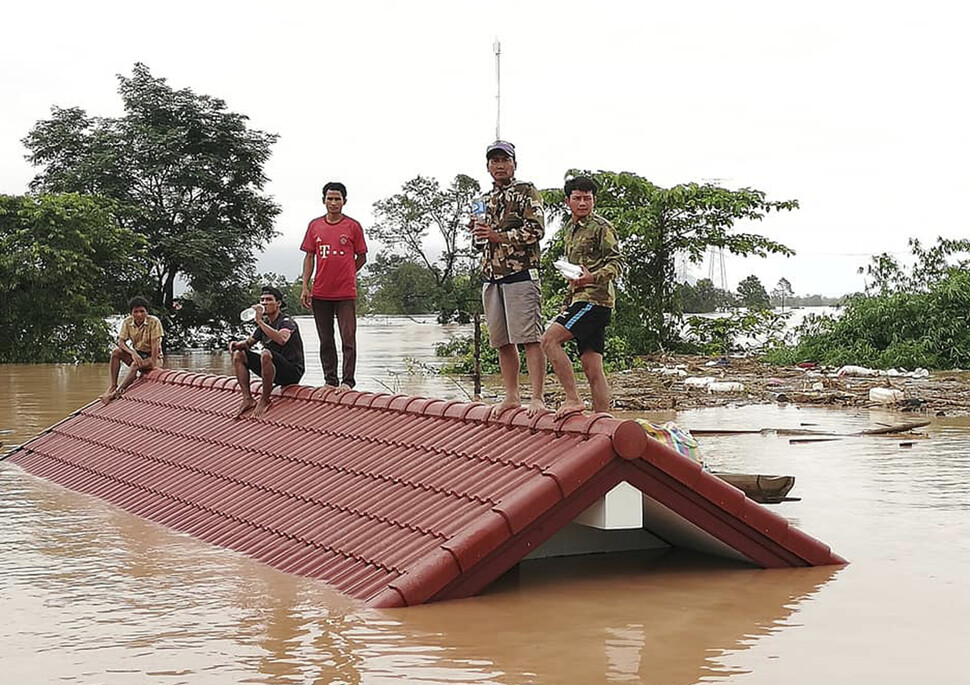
[471, 140, 547, 416]
[541, 176, 625, 417]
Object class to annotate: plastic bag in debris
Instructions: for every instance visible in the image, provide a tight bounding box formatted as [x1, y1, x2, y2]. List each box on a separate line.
[884, 368, 930, 379]
[869, 387, 904, 404]
[837, 365, 880, 377]
[708, 381, 745, 393]
[651, 367, 688, 377]
[684, 376, 715, 388]
[636, 419, 702, 464]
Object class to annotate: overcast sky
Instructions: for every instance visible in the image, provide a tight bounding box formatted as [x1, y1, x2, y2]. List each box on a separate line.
[3, 1, 967, 296]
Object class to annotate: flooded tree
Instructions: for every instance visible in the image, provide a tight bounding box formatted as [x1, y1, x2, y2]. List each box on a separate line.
[371, 174, 483, 322]
[0, 194, 145, 362]
[769, 237, 970, 369]
[772, 277, 794, 310]
[737, 274, 771, 310]
[541, 171, 797, 352]
[22, 63, 280, 345]
[678, 278, 736, 313]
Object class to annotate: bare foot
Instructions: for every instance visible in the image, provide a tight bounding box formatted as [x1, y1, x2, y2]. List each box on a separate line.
[333, 384, 353, 395]
[526, 398, 548, 416]
[233, 397, 256, 419]
[489, 398, 521, 419]
[252, 398, 271, 418]
[99, 389, 118, 405]
[555, 401, 586, 420]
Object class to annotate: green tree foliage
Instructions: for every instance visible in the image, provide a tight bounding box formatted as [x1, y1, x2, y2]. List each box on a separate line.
[22, 63, 280, 338]
[683, 309, 790, 356]
[864, 237, 970, 294]
[767, 237, 970, 369]
[435, 326, 634, 375]
[541, 171, 796, 351]
[0, 194, 146, 362]
[771, 277, 794, 310]
[175, 273, 314, 350]
[737, 274, 771, 310]
[371, 174, 483, 322]
[435, 331, 501, 375]
[677, 278, 736, 313]
[360, 253, 440, 314]
[787, 294, 842, 307]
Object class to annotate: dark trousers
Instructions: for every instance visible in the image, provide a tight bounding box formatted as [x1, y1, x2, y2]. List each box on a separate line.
[311, 298, 357, 388]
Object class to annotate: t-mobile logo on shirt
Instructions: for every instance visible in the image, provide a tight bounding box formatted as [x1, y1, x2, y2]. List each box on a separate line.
[302, 215, 368, 300]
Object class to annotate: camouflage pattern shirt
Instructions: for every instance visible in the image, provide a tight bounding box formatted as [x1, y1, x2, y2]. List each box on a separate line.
[563, 212, 625, 309]
[478, 178, 545, 281]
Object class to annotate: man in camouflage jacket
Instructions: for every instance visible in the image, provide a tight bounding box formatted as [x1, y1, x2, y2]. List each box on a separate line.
[541, 175, 625, 417]
[471, 140, 547, 416]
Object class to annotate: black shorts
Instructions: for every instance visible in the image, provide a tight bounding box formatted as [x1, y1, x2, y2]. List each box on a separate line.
[136, 350, 151, 360]
[554, 302, 612, 355]
[244, 349, 304, 387]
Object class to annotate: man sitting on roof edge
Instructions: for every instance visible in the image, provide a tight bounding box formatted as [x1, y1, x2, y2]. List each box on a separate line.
[228, 286, 306, 418]
[99, 296, 164, 405]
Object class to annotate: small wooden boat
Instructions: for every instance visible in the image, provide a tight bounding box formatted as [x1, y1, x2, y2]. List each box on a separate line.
[714, 473, 796, 504]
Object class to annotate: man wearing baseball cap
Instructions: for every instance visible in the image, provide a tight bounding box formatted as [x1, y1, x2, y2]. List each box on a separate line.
[229, 285, 306, 418]
[471, 140, 547, 416]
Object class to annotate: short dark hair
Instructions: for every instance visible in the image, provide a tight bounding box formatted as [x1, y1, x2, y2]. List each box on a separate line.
[128, 296, 150, 312]
[261, 285, 285, 305]
[322, 182, 347, 200]
[564, 176, 598, 197]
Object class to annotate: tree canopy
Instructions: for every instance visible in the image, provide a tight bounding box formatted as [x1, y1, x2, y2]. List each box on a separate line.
[0, 193, 146, 362]
[541, 171, 797, 351]
[769, 237, 970, 369]
[737, 274, 771, 310]
[677, 278, 736, 313]
[370, 174, 483, 322]
[22, 63, 281, 324]
[771, 277, 794, 310]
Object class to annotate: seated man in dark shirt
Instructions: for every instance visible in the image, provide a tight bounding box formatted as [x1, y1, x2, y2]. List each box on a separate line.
[229, 286, 305, 418]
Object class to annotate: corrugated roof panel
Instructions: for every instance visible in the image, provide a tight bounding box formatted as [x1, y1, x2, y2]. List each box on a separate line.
[5, 369, 845, 606]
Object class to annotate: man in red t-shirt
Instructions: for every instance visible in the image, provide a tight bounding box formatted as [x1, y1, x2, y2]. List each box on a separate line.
[300, 181, 368, 392]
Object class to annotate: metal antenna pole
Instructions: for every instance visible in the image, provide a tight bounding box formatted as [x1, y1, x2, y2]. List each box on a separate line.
[494, 38, 501, 140]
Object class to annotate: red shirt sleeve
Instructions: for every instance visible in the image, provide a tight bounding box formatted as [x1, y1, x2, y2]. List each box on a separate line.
[300, 222, 316, 253]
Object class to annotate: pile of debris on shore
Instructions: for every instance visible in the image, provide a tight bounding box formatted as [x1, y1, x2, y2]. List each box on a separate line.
[600, 354, 970, 416]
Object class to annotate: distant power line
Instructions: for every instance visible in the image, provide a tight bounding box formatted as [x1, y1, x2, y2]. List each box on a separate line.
[793, 250, 909, 257]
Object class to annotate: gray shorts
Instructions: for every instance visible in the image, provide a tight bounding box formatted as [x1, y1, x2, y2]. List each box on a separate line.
[482, 278, 542, 348]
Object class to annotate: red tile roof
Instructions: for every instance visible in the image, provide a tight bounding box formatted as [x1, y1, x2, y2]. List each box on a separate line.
[5, 370, 845, 606]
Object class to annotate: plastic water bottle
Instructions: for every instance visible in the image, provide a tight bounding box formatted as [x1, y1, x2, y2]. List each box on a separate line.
[240, 306, 258, 322]
[470, 196, 488, 246]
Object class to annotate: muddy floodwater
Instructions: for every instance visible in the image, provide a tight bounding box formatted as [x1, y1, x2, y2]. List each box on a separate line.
[2, 317, 968, 684]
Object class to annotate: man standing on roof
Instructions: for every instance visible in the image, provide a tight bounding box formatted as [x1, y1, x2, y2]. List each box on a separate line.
[471, 140, 546, 416]
[229, 286, 306, 418]
[100, 296, 164, 404]
[300, 181, 368, 393]
[541, 176, 625, 417]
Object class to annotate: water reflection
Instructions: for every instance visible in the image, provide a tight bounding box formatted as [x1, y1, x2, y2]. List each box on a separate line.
[0, 444, 839, 684]
[3, 317, 970, 683]
[0, 315, 474, 450]
[371, 552, 839, 684]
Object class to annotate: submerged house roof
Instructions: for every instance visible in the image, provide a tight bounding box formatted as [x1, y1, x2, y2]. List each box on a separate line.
[5, 370, 844, 607]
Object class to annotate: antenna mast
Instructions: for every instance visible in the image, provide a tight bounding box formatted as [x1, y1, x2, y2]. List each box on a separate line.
[494, 38, 501, 139]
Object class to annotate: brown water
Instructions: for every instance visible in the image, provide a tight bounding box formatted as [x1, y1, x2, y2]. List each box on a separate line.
[2, 317, 969, 684]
